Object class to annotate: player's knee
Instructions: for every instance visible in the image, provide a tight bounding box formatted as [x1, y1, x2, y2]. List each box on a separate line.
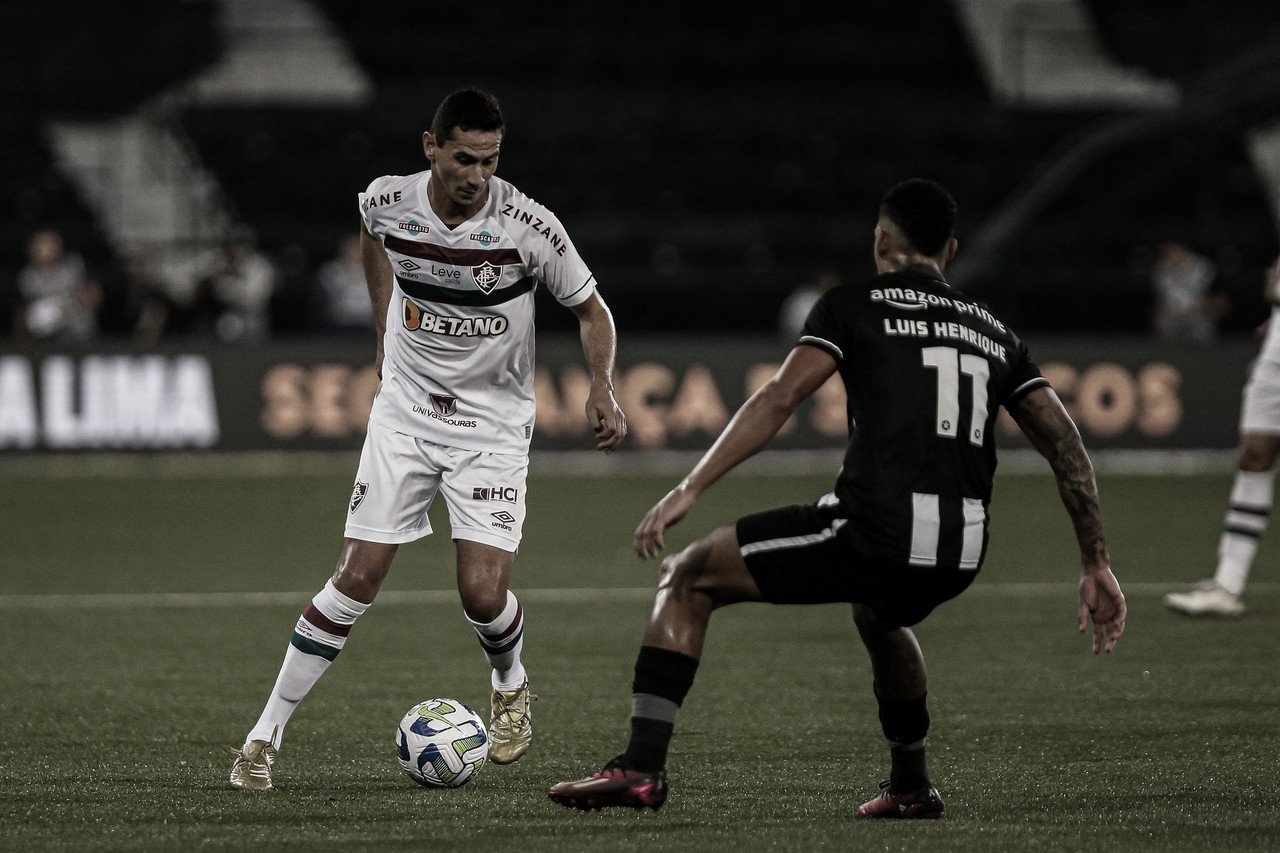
[852, 603, 884, 638]
[458, 583, 506, 623]
[1238, 444, 1279, 471]
[331, 540, 395, 603]
[657, 545, 709, 596]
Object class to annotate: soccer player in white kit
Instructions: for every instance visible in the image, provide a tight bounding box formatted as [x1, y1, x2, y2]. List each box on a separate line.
[230, 88, 628, 789]
[1167, 256, 1280, 617]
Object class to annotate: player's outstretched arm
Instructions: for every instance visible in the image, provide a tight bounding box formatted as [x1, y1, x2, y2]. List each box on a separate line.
[360, 224, 394, 378]
[634, 345, 837, 558]
[1011, 386, 1127, 653]
[569, 292, 627, 451]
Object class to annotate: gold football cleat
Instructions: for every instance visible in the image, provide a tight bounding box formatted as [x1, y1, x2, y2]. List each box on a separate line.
[488, 681, 536, 765]
[228, 727, 278, 791]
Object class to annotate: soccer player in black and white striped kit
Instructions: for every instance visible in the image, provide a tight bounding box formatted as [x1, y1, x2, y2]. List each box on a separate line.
[549, 179, 1126, 818]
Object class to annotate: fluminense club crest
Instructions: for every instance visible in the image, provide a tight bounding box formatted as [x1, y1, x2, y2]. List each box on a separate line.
[430, 393, 458, 417]
[349, 481, 368, 513]
[471, 261, 502, 293]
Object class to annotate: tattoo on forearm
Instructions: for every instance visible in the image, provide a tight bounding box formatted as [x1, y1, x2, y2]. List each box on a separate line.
[1019, 395, 1109, 565]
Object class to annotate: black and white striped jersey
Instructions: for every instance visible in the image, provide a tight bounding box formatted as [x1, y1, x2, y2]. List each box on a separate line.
[798, 266, 1049, 572]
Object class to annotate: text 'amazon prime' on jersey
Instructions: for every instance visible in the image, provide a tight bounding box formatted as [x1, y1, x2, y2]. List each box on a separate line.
[870, 287, 1007, 334]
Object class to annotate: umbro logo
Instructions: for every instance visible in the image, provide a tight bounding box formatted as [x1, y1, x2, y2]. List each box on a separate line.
[491, 511, 516, 524]
[399, 259, 421, 271]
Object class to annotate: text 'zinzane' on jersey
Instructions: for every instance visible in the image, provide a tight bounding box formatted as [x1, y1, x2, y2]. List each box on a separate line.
[402, 299, 509, 337]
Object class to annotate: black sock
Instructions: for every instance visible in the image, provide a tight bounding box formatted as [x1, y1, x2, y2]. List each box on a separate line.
[874, 685, 931, 792]
[623, 645, 699, 771]
[625, 717, 675, 772]
[889, 742, 930, 794]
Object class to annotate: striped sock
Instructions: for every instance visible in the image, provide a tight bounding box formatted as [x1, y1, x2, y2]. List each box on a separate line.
[625, 645, 700, 771]
[1215, 470, 1272, 597]
[468, 591, 526, 691]
[246, 580, 368, 748]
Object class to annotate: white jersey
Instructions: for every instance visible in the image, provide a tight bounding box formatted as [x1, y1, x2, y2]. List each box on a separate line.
[359, 172, 595, 453]
[1261, 306, 1280, 365]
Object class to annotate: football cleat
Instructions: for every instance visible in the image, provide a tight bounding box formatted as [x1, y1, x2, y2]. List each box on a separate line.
[487, 679, 535, 765]
[228, 727, 278, 791]
[548, 756, 669, 812]
[1164, 580, 1245, 617]
[855, 779, 945, 820]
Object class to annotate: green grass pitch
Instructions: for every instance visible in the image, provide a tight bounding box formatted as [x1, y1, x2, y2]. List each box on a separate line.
[1, 455, 1277, 851]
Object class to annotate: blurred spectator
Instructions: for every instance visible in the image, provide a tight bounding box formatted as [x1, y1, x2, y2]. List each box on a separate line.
[14, 229, 101, 340]
[312, 234, 373, 333]
[1151, 241, 1229, 343]
[198, 227, 277, 341]
[118, 252, 189, 343]
[778, 266, 841, 342]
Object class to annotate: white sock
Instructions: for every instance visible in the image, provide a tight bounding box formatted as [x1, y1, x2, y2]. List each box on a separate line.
[246, 580, 369, 748]
[467, 591, 526, 691]
[1214, 470, 1273, 597]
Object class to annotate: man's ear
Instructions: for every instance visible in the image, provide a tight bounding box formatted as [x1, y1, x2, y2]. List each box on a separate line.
[874, 224, 890, 257]
[422, 132, 436, 163]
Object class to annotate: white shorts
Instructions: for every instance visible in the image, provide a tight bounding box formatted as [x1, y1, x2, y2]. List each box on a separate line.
[344, 419, 528, 551]
[1240, 357, 1280, 436]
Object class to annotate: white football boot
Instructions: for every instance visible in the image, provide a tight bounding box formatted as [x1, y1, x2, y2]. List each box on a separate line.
[1164, 580, 1245, 617]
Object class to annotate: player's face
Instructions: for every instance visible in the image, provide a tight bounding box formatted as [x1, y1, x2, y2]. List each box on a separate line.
[424, 128, 502, 216]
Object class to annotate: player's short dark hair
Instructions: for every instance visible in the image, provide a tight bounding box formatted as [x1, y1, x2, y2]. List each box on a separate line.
[880, 179, 958, 257]
[431, 88, 505, 144]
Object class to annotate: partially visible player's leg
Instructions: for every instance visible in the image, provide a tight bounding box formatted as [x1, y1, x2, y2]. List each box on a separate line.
[1216, 434, 1280, 595]
[441, 448, 533, 763]
[852, 604, 943, 819]
[231, 539, 395, 790]
[628, 525, 760, 764]
[249, 540, 396, 743]
[231, 421, 436, 789]
[1167, 424, 1280, 616]
[549, 523, 764, 811]
[454, 540, 534, 764]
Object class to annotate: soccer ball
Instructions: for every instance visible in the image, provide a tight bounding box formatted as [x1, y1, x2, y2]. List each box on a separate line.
[396, 698, 489, 788]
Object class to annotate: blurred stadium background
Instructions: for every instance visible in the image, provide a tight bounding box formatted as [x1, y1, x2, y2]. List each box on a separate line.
[2, 0, 1280, 457]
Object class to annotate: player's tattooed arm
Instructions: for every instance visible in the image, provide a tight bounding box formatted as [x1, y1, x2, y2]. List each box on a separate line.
[1011, 387, 1109, 567]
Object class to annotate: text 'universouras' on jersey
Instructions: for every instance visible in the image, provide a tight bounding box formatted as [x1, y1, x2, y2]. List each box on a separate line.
[869, 287, 1007, 334]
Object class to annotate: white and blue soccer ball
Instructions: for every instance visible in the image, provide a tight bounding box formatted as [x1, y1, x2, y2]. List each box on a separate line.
[396, 698, 489, 788]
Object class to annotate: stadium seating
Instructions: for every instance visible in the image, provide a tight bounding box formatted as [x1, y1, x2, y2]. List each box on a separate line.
[4, 0, 1278, 336]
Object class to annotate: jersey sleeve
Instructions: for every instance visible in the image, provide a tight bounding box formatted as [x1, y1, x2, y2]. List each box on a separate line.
[797, 290, 851, 362]
[358, 176, 395, 239]
[1001, 339, 1051, 406]
[519, 206, 595, 307]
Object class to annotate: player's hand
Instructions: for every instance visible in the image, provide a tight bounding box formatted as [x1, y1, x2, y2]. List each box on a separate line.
[1078, 566, 1126, 654]
[586, 385, 627, 452]
[634, 485, 697, 559]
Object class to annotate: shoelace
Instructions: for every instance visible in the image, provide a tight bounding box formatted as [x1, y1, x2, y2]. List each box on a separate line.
[492, 689, 536, 733]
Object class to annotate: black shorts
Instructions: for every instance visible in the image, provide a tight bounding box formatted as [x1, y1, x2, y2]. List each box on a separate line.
[736, 500, 976, 627]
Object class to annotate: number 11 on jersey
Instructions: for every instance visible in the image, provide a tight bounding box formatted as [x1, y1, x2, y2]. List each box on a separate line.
[921, 346, 990, 446]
